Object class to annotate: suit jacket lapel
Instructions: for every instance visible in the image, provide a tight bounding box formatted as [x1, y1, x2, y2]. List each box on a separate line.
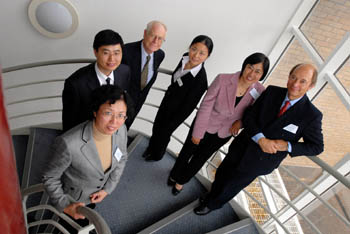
[80, 121, 104, 176]
[86, 63, 100, 91]
[226, 75, 239, 114]
[280, 94, 308, 120]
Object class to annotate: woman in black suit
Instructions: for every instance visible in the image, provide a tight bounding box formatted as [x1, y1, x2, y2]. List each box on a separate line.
[143, 35, 214, 162]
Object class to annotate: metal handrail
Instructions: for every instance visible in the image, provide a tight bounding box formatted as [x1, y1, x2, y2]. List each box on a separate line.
[258, 177, 322, 234]
[308, 156, 350, 189]
[279, 165, 350, 226]
[21, 183, 111, 234]
[242, 190, 292, 234]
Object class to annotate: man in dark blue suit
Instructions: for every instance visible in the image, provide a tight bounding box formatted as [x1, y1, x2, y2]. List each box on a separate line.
[62, 30, 131, 132]
[195, 63, 324, 215]
[122, 20, 167, 127]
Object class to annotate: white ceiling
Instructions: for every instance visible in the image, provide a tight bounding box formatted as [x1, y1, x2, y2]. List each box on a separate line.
[0, 0, 302, 83]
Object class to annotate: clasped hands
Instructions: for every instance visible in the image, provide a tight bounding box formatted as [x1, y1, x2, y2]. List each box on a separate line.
[63, 190, 108, 220]
[258, 138, 288, 154]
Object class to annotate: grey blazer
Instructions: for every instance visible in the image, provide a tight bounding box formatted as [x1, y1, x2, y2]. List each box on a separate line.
[42, 121, 128, 212]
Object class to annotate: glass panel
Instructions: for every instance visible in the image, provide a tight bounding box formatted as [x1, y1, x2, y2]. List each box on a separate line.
[335, 56, 350, 95]
[264, 39, 316, 87]
[312, 85, 350, 167]
[298, 179, 350, 234]
[279, 164, 322, 201]
[300, 0, 350, 60]
[245, 178, 270, 224]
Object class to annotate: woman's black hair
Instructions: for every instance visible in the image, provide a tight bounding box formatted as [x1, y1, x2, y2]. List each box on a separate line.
[240, 52, 270, 81]
[90, 85, 134, 120]
[190, 35, 214, 56]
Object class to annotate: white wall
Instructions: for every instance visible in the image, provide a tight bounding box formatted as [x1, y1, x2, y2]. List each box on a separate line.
[0, 0, 301, 83]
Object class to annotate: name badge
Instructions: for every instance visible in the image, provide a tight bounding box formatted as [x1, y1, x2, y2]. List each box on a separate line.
[249, 88, 260, 100]
[114, 148, 123, 162]
[176, 78, 183, 87]
[283, 124, 298, 134]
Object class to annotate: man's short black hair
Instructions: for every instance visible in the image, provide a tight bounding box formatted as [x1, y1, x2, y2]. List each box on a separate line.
[93, 29, 124, 51]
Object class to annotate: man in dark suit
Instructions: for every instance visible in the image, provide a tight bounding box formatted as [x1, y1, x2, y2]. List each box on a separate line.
[122, 20, 167, 127]
[62, 29, 131, 132]
[194, 63, 324, 215]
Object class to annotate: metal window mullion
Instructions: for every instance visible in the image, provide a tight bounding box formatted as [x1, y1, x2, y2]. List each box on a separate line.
[279, 165, 350, 227]
[319, 32, 350, 74]
[325, 73, 350, 110]
[291, 26, 323, 67]
[242, 189, 292, 234]
[259, 177, 322, 234]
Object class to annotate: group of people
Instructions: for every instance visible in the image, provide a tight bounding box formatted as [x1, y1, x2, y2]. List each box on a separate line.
[42, 19, 324, 231]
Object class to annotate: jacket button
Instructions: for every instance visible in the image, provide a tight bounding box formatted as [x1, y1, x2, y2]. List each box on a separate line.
[100, 178, 103, 181]
[70, 187, 74, 190]
[97, 186, 100, 189]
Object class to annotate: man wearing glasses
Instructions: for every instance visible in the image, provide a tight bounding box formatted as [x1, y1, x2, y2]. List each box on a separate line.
[122, 20, 167, 127]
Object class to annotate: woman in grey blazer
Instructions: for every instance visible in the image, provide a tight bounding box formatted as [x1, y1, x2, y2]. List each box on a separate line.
[43, 85, 133, 221]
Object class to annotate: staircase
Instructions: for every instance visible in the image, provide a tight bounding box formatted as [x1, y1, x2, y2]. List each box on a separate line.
[13, 127, 262, 234]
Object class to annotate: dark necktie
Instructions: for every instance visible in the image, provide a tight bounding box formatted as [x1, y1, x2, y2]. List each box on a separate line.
[141, 55, 151, 90]
[278, 101, 290, 117]
[106, 77, 111, 85]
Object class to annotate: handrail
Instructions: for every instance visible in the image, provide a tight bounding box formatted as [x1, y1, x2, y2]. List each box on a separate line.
[242, 190, 292, 234]
[3, 59, 95, 73]
[258, 177, 322, 234]
[21, 183, 111, 234]
[2, 58, 173, 75]
[279, 165, 350, 226]
[308, 156, 350, 189]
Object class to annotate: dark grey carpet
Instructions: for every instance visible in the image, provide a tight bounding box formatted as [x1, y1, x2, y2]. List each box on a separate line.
[12, 135, 29, 185]
[95, 136, 207, 234]
[22, 128, 62, 189]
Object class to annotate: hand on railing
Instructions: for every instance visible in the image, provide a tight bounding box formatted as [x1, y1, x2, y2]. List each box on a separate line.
[21, 183, 111, 234]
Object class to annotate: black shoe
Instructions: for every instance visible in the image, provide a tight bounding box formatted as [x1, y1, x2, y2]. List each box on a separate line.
[199, 194, 207, 204]
[145, 155, 159, 161]
[167, 176, 176, 186]
[172, 185, 183, 196]
[194, 204, 212, 215]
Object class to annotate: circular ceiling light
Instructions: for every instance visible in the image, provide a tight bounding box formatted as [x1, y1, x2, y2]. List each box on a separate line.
[28, 0, 79, 39]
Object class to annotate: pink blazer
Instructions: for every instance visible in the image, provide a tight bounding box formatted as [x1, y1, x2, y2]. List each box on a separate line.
[192, 72, 265, 139]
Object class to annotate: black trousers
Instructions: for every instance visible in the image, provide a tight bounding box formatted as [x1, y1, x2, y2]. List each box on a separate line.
[204, 143, 259, 210]
[170, 124, 231, 185]
[147, 95, 185, 160]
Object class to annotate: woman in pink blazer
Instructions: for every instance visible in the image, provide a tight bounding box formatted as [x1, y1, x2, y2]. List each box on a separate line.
[169, 52, 269, 195]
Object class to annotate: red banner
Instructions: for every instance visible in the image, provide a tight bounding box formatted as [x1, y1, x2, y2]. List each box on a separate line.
[0, 67, 27, 234]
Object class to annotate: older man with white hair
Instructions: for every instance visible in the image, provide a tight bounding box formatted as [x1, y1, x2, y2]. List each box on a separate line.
[122, 20, 167, 128]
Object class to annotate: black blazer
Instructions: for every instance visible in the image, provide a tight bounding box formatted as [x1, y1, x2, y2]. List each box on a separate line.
[158, 55, 208, 130]
[230, 85, 324, 175]
[62, 62, 131, 132]
[122, 40, 165, 121]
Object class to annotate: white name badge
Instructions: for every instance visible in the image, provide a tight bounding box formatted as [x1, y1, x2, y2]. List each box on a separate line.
[114, 148, 123, 162]
[177, 78, 183, 87]
[283, 124, 299, 134]
[249, 88, 260, 100]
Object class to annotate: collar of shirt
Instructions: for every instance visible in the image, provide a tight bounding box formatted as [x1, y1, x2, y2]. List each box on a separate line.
[181, 56, 202, 77]
[281, 93, 303, 109]
[95, 63, 115, 85]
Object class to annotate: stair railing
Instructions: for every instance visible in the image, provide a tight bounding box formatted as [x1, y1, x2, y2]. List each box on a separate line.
[21, 183, 111, 234]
